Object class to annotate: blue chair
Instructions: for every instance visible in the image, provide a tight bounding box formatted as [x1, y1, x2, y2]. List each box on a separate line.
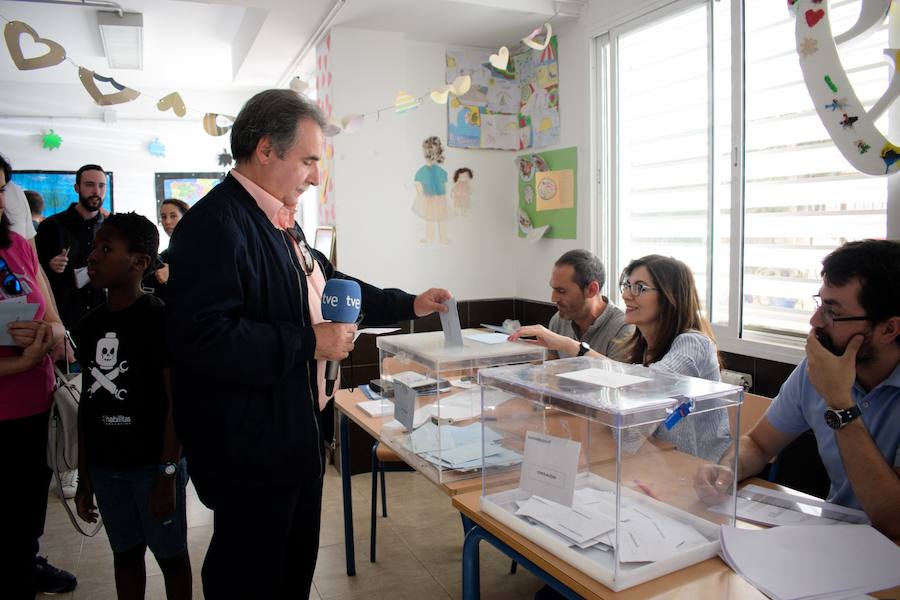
[370, 441, 414, 562]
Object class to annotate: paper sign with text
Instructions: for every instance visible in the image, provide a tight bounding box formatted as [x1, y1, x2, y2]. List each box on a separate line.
[393, 381, 417, 432]
[520, 431, 581, 507]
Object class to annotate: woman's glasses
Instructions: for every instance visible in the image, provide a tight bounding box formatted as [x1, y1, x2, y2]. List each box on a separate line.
[0, 257, 23, 296]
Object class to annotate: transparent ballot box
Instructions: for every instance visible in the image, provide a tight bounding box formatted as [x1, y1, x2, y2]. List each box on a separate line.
[478, 356, 744, 591]
[376, 329, 545, 484]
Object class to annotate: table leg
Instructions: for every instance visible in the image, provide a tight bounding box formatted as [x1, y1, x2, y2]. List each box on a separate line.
[462, 524, 482, 600]
[340, 412, 356, 576]
[461, 522, 582, 600]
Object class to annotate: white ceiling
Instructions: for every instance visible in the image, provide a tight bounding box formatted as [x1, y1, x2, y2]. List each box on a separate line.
[0, 0, 562, 93]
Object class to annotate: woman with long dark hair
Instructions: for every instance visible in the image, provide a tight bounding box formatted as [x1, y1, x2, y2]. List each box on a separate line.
[512, 254, 731, 461]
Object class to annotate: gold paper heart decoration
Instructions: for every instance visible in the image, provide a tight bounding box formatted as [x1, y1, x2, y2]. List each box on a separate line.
[157, 92, 187, 117]
[4, 21, 66, 71]
[78, 68, 140, 106]
[203, 113, 235, 136]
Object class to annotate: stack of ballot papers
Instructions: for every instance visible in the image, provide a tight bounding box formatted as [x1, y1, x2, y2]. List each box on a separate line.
[720, 524, 900, 599]
[401, 421, 522, 471]
[357, 385, 394, 417]
[710, 484, 869, 527]
[514, 488, 709, 562]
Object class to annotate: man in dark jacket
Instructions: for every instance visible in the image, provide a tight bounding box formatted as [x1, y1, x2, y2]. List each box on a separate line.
[165, 89, 450, 599]
[35, 164, 108, 332]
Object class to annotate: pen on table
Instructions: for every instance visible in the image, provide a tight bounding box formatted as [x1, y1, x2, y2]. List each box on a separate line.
[632, 479, 660, 501]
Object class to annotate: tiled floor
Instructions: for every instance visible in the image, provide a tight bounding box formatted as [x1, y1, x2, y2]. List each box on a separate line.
[38, 467, 544, 599]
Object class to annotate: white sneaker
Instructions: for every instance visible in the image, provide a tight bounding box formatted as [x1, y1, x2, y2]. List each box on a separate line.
[52, 470, 78, 499]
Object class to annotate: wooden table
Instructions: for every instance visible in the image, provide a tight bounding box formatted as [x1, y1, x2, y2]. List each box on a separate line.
[453, 482, 900, 599]
[335, 387, 489, 575]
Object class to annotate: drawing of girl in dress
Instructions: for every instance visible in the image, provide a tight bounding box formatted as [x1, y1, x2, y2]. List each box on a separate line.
[412, 136, 450, 244]
[450, 168, 474, 216]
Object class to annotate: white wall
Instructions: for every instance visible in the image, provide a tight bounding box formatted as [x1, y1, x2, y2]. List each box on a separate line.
[329, 27, 517, 299]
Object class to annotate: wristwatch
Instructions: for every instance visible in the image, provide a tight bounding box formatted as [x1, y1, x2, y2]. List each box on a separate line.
[576, 341, 591, 357]
[824, 405, 861, 430]
[159, 462, 178, 477]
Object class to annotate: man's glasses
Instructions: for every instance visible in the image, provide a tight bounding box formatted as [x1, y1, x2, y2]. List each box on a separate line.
[286, 225, 315, 276]
[812, 295, 867, 328]
[620, 280, 657, 297]
[0, 257, 23, 296]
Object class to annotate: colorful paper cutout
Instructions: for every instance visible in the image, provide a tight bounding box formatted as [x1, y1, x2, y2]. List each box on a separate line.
[217, 148, 233, 167]
[535, 169, 574, 211]
[42, 129, 62, 151]
[791, 0, 900, 175]
[341, 114, 364, 133]
[395, 91, 419, 113]
[148, 138, 166, 157]
[4, 21, 66, 71]
[202, 113, 235, 137]
[489, 46, 509, 70]
[447, 37, 559, 150]
[78, 68, 140, 106]
[518, 147, 577, 239]
[522, 23, 553, 51]
[157, 92, 186, 117]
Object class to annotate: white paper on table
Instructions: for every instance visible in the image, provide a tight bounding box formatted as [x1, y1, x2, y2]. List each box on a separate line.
[720, 524, 900, 600]
[516, 496, 616, 546]
[408, 421, 456, 454]
[557, 368, 650, 389]
[520, 431, 581, 507]
[464, 332, 510, 345]
[710, 484, 870, 527]
[357, 399, 394, 417]
[449, 378, 478, 389]
[353, 327, 400, 341]
[0, 302, 39, 346]
[391, 371, 438, 387]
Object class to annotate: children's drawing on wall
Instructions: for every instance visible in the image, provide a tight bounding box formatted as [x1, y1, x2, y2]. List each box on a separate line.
[413, 136, 450, 244]
[451, 168, 474, 216]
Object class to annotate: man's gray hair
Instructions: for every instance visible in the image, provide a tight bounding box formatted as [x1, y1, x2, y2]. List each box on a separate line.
[556, 249, 606, 291]
[231, 89, 327, 162]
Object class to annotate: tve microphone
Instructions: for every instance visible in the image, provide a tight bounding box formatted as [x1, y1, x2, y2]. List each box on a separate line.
[321, 278, 362, 397]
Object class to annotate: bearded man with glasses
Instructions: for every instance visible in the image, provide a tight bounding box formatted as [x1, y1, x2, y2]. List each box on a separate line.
[695, 239, 900, 538]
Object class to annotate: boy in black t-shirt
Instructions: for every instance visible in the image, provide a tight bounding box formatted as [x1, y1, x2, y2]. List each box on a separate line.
[74, 213, 191, 600]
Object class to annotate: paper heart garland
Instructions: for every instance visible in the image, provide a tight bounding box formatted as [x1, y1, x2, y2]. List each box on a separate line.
[4, 21, 66, 71]
[78, 68, 140, 106]
[489, 46, 509, 70]
[157, 92, 186, 117]
[202, 113, 235, 136]
[395, 91, 419, 114]
[522, 22, 553, 50]
[429, 75, 472, 105]
[341, 114, 364, 133]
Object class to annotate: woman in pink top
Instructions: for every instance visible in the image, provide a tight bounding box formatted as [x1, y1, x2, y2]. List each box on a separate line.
[0, 154, 66, 598]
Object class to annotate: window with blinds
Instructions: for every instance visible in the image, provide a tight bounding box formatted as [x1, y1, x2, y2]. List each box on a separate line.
[599, 0, 889, 350]
[743, 0, 888, 336]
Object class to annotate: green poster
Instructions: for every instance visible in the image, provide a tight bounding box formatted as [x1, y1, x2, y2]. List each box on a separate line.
[517, 146, 577, 239]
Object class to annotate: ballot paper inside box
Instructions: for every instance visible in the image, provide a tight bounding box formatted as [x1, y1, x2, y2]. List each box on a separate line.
[376, 329, 545, 485]
[477, 356, 744, 591]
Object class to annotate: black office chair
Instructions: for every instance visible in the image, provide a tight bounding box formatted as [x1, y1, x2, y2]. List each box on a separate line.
[370, 441, 415, 562]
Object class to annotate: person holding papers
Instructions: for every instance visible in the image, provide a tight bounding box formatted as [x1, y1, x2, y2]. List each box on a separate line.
[511, 254, 731, 461]
[0, 154, 71, 597]
[696, 239, 900, 538]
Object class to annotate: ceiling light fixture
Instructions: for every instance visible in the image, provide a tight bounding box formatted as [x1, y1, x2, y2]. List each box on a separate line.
[97, 10, 143, 70]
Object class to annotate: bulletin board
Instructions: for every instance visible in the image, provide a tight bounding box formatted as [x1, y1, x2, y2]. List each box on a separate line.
[517, 146, 576, 239]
